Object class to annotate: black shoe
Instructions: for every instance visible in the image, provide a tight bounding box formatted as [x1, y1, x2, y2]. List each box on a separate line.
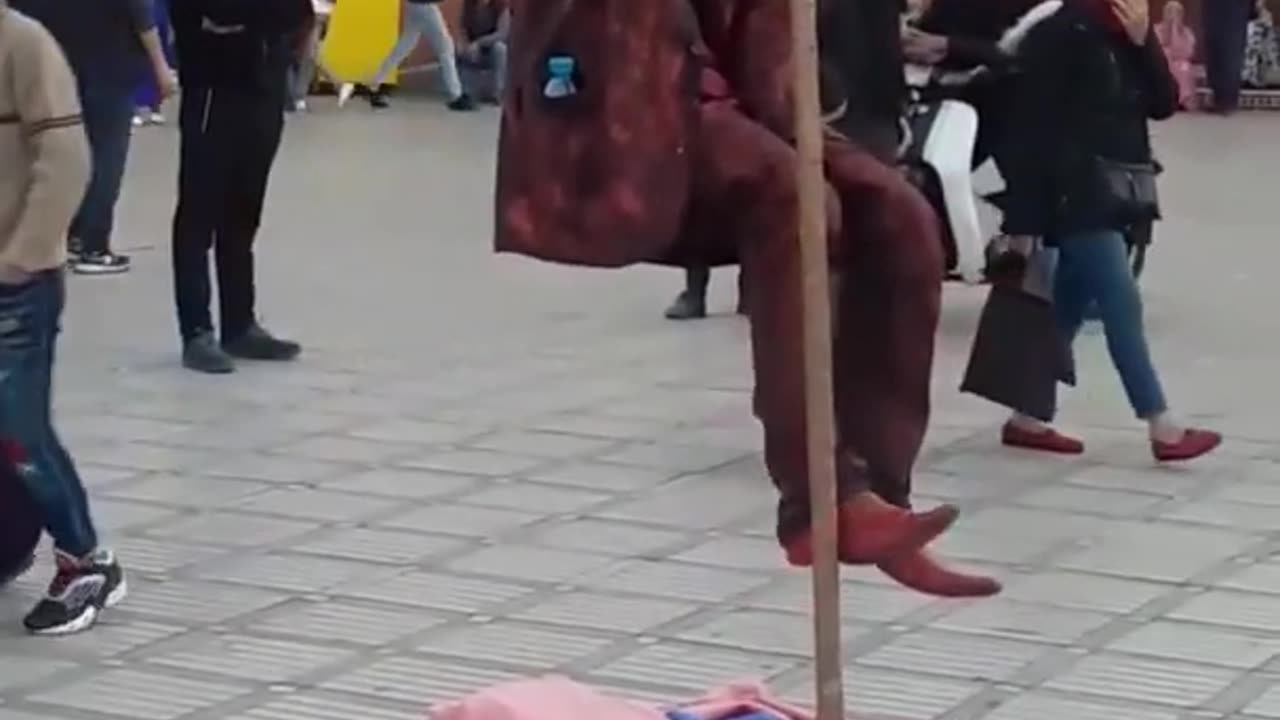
[447, 94, 477, 111]
[24, 549, 127, 635]
[223, 324, 301, 362]
[0, 554, 34, 588]
[367, 85, 390, 109]
[67, 237, 83, 265]
[72, 252, 130, 275]
[664, 290, 708, 320]
[183, 332, 236, 374]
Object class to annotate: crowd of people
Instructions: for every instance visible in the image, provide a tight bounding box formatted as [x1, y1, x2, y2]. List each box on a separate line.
[0, 0, 1247, 639]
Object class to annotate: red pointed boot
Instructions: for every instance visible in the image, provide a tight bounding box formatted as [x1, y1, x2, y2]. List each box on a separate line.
[878, 550, 1002, 598]
[784, 492, 958, 568]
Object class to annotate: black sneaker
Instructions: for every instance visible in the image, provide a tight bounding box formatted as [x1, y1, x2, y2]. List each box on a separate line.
[367, 85, 390, 109]
[23, 549, 127, 635]
[183, 332, 236, 374]
[67, 237, 83, 265]
[72, 252, 131, 275]
[447, 94, 476, 112]
[223, 323, 301, 362]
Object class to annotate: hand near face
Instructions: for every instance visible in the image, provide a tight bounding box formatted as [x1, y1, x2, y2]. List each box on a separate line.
[1111, 0, 1151, 45]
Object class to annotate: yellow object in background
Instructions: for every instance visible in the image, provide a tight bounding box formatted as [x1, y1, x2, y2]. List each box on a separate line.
[319, 0, 401, 85]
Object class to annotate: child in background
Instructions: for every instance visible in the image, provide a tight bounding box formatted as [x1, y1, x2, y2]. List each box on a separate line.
[1243, 0, 1280, 88]
[1155, 0, 1198, 109]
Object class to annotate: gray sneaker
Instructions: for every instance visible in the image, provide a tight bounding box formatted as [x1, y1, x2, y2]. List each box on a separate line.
[183, 332, 235, 374]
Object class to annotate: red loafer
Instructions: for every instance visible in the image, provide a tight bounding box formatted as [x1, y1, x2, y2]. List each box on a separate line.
[1152, 428, 1222, 463]
[1001, 422, 1085, 455]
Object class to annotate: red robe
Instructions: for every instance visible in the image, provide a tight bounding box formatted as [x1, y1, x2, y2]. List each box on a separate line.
[496, 0, 942, 543]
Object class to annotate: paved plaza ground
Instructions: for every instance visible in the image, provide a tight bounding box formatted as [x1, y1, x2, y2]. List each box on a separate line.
[1, 98, 1278, 720]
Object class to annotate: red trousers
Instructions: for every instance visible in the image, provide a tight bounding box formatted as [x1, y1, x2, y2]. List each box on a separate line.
[682, 101, 944, 541]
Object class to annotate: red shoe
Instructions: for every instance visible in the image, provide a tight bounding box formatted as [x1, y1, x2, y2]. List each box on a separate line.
[878, 550, 1002, 598]
[1001, 422, 1085, 455]
[1152, 428, 1222, 463]
[783, 494, 958, 568]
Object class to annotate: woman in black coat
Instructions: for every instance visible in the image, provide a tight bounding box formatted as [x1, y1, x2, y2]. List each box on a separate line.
[996, 0, 1221, 462]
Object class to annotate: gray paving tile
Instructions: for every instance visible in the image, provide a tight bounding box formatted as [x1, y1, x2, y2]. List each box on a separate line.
[515, 591, 699, 633]
[1044, 652, 1239, 708]
[226, 690, 423, 720]
[782, 665, 986, 720]
[595, 441, 750, 474]
[1161, 500, 1280, 533]
[77, 444, 219, 474]
[419, 620, 616, 669]
[580, 558, 771, 603]
[289, 527, 468, 565]
[466, 430, 618, 459]
[316, 468, 479, 500]
[1168, 590, 1280, 633]
[335, 570, 535, 613]
[145, 512, 319, 548]
[144, 633, 355, 682]
[590, 642, 799, 691]
[1244, 682, 1280, 718]
[89, 499, 181, 532]
[102, 536, 229, 575]
[747, 576, 936, 624]
[1000, 570, 1175, 614]
[0, 656, 78, 691]
[398, 449, 547, 477]
[344, 418, 488, 445]
[122, 579, 288, 624]
[675, 609, 851, 656]
[201, 455, 353, 485]
[1107, 620, 1280, 669]
[1218, 562, 1280, 596]
[248, 600, 450, 646]
[103, 473, 271, 508]
[271, 436, 421, 465]
[1056, 524, 1254, 583]
[1013, 485, 1173, 517]
[933, 599, 1114, 645]
[524, 461, 677, 492]
[231, 488, 402, 523]
[1, 619, 186, 659]
[447, 545, 612, 583]
[27, 669, 250, 720]
[458, 482, 613, 514]
[983, 691, 1181, 720]
[858, 629, 1051, 682]
[193, 553, 377, 593]
[526, 519, 691, 557]
[376, 504, 541, 538]
[319, 656, 521, 705]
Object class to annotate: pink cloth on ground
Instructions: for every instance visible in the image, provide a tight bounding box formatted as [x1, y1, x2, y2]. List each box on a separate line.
[429, 678, 814, 720]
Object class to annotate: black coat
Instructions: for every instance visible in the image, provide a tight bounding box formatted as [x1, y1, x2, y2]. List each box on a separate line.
[1000, 1, 1178, 237]
[819, 0, 907, 160]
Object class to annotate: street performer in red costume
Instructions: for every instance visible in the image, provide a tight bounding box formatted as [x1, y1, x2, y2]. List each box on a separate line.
[495, 0, 1000, 598]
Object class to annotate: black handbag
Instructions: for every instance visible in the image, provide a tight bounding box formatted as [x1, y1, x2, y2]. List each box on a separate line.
[1093, 156, 1161, 224]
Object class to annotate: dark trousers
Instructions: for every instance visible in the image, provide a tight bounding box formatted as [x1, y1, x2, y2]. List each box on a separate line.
[72, 85, 135, 255]
[0, 272, 98, 558]
[1203, 0, 1253, 110]
[173, 87, 285, 343]
[687, 101, 943, 541]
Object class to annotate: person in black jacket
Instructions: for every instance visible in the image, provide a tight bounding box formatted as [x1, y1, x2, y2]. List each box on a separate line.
[997, 0, 1221, 462]
[1202, 0, 1255, 112]
[169, 0, 312, 373]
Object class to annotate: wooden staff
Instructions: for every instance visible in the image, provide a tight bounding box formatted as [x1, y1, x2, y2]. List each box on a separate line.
[786, 2, 845, 720]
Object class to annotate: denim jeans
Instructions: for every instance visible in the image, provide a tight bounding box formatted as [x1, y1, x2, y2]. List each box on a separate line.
[71, 85, 135, 255]
[0, 272, 98, 557]
[371, 2, 465, 99]
[1054, 228, 1168, 419]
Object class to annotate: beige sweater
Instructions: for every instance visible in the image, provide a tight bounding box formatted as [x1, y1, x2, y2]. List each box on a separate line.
[0, 2, 90, 274]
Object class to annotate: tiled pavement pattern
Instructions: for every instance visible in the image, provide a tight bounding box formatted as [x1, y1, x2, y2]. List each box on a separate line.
[2, 102, 1279, 720]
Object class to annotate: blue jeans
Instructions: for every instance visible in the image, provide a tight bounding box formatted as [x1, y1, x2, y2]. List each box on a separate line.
[371, 2, 465, 98]
[1054, 229, 1168, 419]
[0, 272, 98, 557]
[71, 85, 135, 255]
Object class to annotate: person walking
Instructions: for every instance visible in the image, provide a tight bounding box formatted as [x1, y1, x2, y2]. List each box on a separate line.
[0, 0, 127, 634]
[365, 0, 475, 110]
[11, 0, 176, 275]
[1202, 0, 1254, 112]
[997, 0, 1221, 461]
[133, 0, 174, 125]
[169, 0, 312, 374]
